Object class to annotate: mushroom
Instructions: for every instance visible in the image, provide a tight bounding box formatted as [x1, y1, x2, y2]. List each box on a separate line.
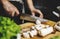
[38, 27, 54, 36]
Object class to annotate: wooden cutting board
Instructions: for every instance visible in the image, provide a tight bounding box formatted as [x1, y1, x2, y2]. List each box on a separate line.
[20, 21, 60, 39]
[21, 31, 60, 39]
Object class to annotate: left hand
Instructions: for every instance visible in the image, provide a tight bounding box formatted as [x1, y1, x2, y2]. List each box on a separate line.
[30, 8, 43, 18]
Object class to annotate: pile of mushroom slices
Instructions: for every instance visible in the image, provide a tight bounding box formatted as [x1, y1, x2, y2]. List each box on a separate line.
[20, 20, 55, 38]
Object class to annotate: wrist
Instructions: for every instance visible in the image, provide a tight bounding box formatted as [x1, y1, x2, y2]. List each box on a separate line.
[29, 6, 35, 10]
[30, 7, 36, 11]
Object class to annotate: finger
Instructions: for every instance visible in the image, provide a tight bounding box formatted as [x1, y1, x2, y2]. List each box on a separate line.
[40, 14, 43, 18]
[31, 12, 35, 16]
[11, 11, 15, 17]
[39, 13, 43, 18]
[15, 9, 19, 16]
[36, 10, 43, 18]
[36, 10, 42, 14]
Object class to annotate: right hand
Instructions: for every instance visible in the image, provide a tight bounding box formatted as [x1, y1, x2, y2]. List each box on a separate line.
[2, 1, 19, 17]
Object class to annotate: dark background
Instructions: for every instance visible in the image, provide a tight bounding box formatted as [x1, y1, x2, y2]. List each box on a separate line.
[0, 0, 60, 24]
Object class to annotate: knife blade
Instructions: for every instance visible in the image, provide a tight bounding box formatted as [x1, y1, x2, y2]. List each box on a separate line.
[20, 13, 48, 22]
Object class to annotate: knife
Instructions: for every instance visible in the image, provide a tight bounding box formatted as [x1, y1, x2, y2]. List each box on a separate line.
[20, 13, 48, 22]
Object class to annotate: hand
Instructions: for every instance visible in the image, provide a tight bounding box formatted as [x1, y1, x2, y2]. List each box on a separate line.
[30, 8, 43, 18]
[2, 1, 19, 17]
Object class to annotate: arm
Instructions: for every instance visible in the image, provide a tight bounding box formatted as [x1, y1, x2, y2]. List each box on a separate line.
[27, 0, 35, 10]
[1, 0, 9, 4]
[1, 0, 19, 17]
[27, 0, 43, 18]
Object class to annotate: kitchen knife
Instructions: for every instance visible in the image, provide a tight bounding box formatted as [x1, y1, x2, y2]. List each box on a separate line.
[20, 13, 48, 22]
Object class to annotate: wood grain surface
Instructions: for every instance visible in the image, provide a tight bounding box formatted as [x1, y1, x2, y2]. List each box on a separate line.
[20, 21, 60, 39]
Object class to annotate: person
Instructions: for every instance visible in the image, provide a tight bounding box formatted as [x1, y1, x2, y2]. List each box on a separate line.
[1, 0, 43, 18]
[0, 0, 43, 24]
[24, 0, 60, 22]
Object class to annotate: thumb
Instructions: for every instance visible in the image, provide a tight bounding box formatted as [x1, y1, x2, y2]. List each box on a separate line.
[36, 9, 43, 18]
[15, 9, 19, 16]
[40, 14, 43, 18]
[31, 12, 35, 16]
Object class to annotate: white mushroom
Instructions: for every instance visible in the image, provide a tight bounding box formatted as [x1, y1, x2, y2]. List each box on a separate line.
[31, 26, 35, 29]
[29, 29, 37, 37]
[38, 27, 54, 36]
[36, 19, 41, 25]
[54, 25, 60, 31]
[17, 33, 22, 39]
[35, 25, 43, 30]
[22, 32, 30, 38]
[29, 30, 34, 37]
[54, 21, 60, 31]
